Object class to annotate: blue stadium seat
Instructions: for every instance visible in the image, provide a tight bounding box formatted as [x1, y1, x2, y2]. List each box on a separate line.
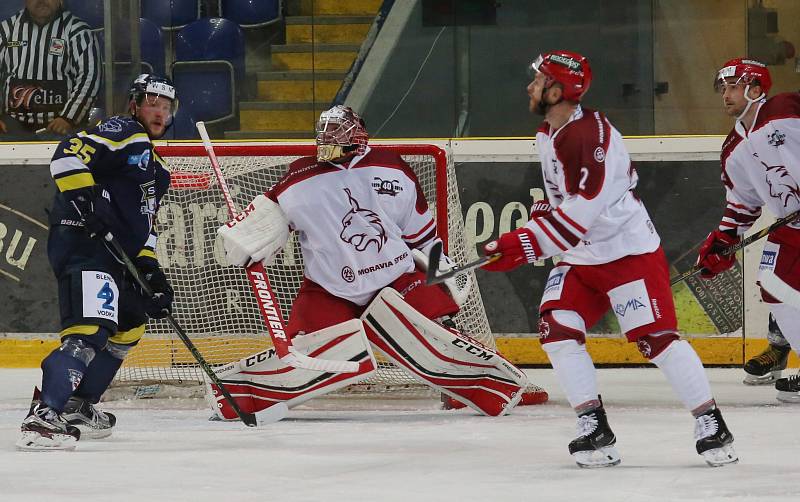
[64, 0, 104, 30]
[172, 18, 245, 127]
[96, 19, 165, 76]
[0, 1, 23, 22]
[141, 0, 200, 30]
[175, 17, 245, 79]
[219, 0, 281, 28]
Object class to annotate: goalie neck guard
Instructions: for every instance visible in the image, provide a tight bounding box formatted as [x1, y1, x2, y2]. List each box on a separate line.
[316, 105, 369, 162]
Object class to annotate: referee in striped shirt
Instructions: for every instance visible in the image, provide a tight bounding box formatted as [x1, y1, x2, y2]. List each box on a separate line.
[0, 0, 101, 139]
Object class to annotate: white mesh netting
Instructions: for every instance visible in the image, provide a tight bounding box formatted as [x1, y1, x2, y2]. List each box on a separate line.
[111, 144, 493, 397]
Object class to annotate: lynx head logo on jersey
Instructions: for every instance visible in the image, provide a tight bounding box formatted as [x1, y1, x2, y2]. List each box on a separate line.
[340, 188, 387, 252]
[763, 162, 800, 208]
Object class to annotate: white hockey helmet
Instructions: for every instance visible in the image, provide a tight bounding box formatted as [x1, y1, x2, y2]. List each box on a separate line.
[315, 105, 369, 162]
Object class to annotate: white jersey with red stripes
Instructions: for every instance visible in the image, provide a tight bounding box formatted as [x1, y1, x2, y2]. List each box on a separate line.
[528, 106, 660, 265]
[267, 146, 438, 306]
[718, 93, 800, 235]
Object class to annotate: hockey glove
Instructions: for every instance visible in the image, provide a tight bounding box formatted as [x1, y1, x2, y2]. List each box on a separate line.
[696, 229, 739, 279]
[135, 257, 174, 319]
[481, 227, 541, 272]
[529, 200, 552, 219]
[66, 186, 116, 239]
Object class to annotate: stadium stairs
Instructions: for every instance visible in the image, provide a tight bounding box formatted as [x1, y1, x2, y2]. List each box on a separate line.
[226, 0, 381, 139]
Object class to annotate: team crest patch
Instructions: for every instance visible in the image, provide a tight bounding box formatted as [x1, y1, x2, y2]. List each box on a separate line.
[768, 130, 785, 147]
[340, 188, 387, 252]
[67, 369, 83, 391]
[593, 146, 605, 162]
[372, 177, 403, 196]
[49, 37, 65, 57]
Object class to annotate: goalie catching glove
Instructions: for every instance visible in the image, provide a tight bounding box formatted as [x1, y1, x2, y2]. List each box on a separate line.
[412, 239, 472, 307]
[217, 193, 290, 267]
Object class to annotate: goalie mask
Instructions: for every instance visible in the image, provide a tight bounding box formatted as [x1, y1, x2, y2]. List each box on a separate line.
[316, 105, 369, 162]
[529, 51, 592, 103]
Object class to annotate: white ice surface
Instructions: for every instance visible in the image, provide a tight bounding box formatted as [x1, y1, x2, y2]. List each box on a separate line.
[1, 367, 798, 502]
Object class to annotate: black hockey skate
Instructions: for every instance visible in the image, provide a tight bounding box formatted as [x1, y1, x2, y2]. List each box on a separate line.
[775, 372, 800, 403]
[16, 388, 80, 451]
[743, 343, 790, 385]
[694, 407, 737, 467]
[62, 396, 117, 439]
[568, 404, 620, 468]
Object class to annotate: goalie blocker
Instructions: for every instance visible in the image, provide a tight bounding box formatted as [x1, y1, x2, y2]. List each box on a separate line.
[208, 288, 533, 418]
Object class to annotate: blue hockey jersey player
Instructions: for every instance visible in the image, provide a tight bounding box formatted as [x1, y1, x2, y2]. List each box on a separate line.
[17, 74, 178, 451]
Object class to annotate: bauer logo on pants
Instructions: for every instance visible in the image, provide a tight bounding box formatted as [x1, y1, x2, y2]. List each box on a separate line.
[607, 279, 655, 332]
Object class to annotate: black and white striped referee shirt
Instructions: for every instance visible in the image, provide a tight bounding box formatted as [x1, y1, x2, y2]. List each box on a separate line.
[0, 7, 101, 128]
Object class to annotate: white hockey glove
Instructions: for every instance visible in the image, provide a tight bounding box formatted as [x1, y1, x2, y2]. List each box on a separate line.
[217, 194, 290, 267]
[412, 239, 472, 307]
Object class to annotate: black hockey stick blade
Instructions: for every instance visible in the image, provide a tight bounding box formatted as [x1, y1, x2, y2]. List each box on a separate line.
[424, 241, 500, 285]
[670, 209, 800, 286]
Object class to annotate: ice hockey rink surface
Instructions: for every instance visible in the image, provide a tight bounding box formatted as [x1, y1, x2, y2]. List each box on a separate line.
[1, 367, 797, 502]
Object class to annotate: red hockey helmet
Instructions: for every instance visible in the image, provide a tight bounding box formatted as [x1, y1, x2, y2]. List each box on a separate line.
[316, 105, 369, 162]
[714, 58, 772, 95]
[530, 51, 592, 102]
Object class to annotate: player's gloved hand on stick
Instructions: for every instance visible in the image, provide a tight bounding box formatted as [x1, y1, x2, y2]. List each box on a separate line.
[529, 200, 552, 219]
[481, 227, 541, 272]
[135, 256, 174, 319]
[66, 185, 116, 239]
[696, 229, 739, 279]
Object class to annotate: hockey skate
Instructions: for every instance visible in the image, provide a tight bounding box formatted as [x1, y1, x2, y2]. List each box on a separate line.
[694, 407, 737, 467]
[16, 389, 80, 451]
[743, 343, 790, 385]
[62, 396, 117, 439]
[775, 372, 800, 403]
[568, 405, 620, 468]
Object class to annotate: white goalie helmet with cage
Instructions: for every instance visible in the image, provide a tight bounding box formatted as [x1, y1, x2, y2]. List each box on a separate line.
[316, 105, 369, 162]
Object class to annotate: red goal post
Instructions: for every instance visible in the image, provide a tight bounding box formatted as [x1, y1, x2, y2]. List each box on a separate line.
[111, 142, 493, 396]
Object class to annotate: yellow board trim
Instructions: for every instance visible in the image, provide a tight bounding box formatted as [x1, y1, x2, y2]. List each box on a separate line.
[2, 337, 797, 369]
[55, 172, 95, 192]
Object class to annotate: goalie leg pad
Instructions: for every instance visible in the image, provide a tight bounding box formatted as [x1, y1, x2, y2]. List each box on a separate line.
[206, 319, 376, 420]
[361, 288, 528, 416]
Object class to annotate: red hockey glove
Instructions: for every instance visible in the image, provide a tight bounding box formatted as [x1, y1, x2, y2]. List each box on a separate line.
[481, 227, 541, 272]
[529, 200, 552, 219]
[696, 229, 739, 279]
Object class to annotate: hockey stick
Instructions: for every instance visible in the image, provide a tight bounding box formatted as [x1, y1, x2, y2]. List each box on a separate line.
[425, 240, 500, 285]
[670, 209, 800, 286]
[196, 121, 359, 373]
[100, 231, 260, 427]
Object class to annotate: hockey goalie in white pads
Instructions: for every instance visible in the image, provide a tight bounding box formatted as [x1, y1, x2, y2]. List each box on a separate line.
[207, 320, 377, 420]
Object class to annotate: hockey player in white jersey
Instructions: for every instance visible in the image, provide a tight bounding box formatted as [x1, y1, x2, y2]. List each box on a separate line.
[211, 105, 545, 418]
[700, 58, 800, 402]
[480, 51, 736, 467]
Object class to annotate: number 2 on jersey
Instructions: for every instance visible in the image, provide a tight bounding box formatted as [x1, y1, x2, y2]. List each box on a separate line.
[97, 282, 115, 311]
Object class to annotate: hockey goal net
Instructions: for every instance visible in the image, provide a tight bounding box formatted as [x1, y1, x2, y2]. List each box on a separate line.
[110, 143, 495, 397]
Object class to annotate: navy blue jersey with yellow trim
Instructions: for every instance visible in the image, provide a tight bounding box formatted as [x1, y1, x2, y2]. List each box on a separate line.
[49, 115, 170, 259]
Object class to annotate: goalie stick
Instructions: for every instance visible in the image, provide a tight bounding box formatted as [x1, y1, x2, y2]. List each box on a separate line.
[101, 231, 260, 427]
[670, 209, 800, 286]
[196, 121, 360, 373]
[425, 241, 500, 285]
